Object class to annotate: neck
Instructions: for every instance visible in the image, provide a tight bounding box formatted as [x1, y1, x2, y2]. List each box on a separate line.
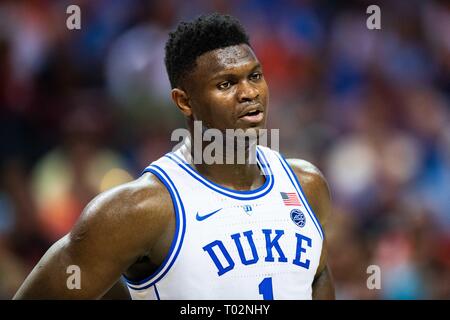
[179, 133, 265, 191]
[196, 161, 264, 191]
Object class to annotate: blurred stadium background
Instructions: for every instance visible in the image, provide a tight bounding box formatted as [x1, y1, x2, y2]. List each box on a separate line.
[0, 0, 449, 299]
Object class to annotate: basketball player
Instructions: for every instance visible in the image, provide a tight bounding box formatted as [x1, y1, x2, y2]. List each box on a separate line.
[14, 13, 334, 300]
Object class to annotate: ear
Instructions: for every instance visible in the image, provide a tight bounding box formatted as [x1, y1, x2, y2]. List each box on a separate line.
[171, 88, 192, 117]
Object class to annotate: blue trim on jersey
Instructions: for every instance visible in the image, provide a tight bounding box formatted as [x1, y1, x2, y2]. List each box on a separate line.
[154, 285, 160, 300]
[163, 147, 274, 200]
[166, 148, 271, 194]
[257, 147, 272, 174]
[276, 153, 324, 240]
[123, 165, 186, 291]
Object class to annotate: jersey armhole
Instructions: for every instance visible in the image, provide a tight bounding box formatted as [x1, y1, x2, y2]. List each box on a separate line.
[123, 165, 187, 291]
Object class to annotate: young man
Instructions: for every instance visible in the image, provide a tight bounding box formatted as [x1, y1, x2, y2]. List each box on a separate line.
[14, 13, 334, 300]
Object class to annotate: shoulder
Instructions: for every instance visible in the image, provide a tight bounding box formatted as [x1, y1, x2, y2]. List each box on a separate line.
[286, 159, 329, 194]
[68, 172, 173, 256]
[286, 158, 332, 229]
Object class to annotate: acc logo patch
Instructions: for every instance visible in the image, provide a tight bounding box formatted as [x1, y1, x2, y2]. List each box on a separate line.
[290, 209, 306, 228]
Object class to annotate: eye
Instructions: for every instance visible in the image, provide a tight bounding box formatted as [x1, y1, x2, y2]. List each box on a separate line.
[250, 72, 262, 81]
[217, 81, 232, 90]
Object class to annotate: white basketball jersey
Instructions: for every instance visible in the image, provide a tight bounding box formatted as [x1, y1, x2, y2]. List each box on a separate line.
[123, 145, 324, 300]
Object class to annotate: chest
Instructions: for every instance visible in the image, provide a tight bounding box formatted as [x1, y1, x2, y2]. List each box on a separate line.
[176, 194, 323, 279]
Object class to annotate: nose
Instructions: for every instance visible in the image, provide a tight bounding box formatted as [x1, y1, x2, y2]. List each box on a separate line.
[237, 80, 259, 103]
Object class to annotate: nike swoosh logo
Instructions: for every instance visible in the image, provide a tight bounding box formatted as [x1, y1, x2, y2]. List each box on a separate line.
[196, 208, 223, 221]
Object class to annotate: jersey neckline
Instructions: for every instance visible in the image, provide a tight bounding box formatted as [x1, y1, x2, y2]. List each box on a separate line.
[164, 146, 274, 200]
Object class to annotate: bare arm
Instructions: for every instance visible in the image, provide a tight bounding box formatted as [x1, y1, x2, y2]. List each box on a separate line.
[288, 159, 335, 300]
[100, 278, 130, 300]
[312, 264, 335, 299]
[13, 174, 168, 299]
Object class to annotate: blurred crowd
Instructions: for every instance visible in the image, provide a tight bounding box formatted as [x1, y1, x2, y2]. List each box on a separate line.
[0, 0, 449, 299]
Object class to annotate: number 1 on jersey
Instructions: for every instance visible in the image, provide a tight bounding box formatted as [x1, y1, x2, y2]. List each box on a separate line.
[258, 277, 274, 300]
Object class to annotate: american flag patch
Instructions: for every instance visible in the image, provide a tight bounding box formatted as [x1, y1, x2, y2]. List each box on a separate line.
[280, 192, 301, 206]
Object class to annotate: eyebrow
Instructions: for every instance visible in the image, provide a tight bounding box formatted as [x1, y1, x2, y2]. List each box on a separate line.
[209, 62, 262, 81]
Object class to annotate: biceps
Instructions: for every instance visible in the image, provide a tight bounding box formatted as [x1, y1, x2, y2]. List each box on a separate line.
[14, 235, 127, 299]
[311, 239, 335, 299]
[315, 238, 328, 279]
[312, 265, 335, 300]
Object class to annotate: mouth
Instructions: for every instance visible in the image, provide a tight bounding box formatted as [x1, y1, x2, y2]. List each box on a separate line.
[238, 107, 264, 124]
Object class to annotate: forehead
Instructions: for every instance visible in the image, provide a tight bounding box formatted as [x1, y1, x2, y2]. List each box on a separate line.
[195, 44, 259, 76]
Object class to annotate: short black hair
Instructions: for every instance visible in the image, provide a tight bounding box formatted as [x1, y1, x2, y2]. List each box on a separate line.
[164, 13, 251, 89]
